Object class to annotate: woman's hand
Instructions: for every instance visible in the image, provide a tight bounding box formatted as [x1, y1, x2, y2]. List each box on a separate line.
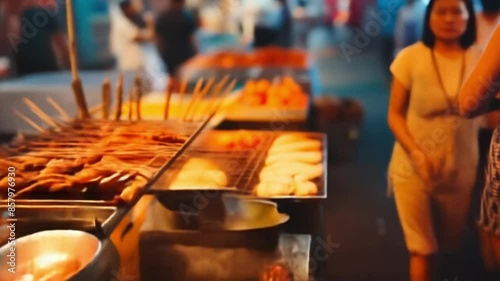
[411, 150, 442, 186]
[411, 150, 431, 182]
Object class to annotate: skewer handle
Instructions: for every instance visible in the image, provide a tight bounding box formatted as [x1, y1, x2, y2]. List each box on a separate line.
[14, 110, 45, 133]
[66, 0, 89, 119]
[72, 79, 90, 119]
[187, 77, 215, 122]
[46, 97, 71, 121]
[102, 78, 111, 120]
[177, 78, 188, 120]
[201, 75, 229, 118]
[66, 0, 78, 80]
[182, 78, 204, 121]
[128, 88, 134, 121]
[113, 74, 124, 121]
[23, 98, 59, 128]
[135, 75, 142, 120]
[210, 78, 236, 116]
[164, 77, 173, 120]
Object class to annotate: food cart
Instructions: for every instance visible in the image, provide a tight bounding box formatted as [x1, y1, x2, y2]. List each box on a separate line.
[0, 6, 329, 281]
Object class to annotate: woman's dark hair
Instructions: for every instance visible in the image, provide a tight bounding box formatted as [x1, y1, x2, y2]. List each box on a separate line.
[119, 0, 131, 10]
[119, 0, 146, 28]
[481, 0, 500, 13]
[421, 0, 476, 48]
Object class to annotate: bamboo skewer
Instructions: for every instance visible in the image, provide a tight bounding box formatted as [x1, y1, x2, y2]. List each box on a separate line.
[14, 110, 45, 133]
[128, 87, 134, 121]
[113, 74, 124, 121]
[200, 75, 229, 119]
[164, 77, 174, 120]
[22, 98, 60, 128]
[177, 78, 188, 120]
[186, 77, 215, 122]
[17, 140, 184, 149]
[89, 104, 102, 116]
[102, 77, 111, 120]
[182, 78, 204, 121]
[46, 97, 71, 121]
[66, 0, 89, 119]
[209, 78, 237, 116]
[134, 75, 142, 120]
[202, 78, 231, 118]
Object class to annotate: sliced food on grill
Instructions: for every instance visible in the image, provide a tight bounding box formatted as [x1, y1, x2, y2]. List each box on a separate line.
[255, 133, 323, 197]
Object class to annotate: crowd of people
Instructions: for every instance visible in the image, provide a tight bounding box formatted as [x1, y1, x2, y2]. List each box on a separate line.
[0, 0, 296, 81]
[109, 0, 294, 82]
[387, 0, 500, 280]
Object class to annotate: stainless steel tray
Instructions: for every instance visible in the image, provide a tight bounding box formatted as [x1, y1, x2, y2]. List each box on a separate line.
[0, 204, 116, 245]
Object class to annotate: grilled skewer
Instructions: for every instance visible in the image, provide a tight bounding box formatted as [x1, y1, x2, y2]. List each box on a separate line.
[135, 75, 143, 120]
[186, 77, 215, 121]
[102, 77, 111, 120]
[46, 97, 71, 122]
[66, 0, 89, 118]
[164, 77, 174, 120]
[182, 78, 204, 121]
[113, 74, 124, 121]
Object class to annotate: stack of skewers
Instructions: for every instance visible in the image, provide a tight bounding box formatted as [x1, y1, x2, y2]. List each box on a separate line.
[0, 73, 236, 203]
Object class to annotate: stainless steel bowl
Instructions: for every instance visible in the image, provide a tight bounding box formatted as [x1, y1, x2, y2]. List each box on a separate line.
[222, 194, 290, 231]
[0, 230, 101, 281]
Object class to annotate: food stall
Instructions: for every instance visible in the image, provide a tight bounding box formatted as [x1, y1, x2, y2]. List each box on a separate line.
[0, 72, 328, 280]
[0, 5, 328, 281]
[178, 47, 321, 131]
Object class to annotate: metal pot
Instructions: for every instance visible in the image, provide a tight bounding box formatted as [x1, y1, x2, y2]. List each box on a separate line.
[155, 191, 289, 232]
[142, 192, 289, 250]
[0, 230, 119, 281]
[140, 194, 291, 281]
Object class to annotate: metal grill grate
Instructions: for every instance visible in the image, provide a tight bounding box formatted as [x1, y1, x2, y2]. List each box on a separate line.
[152, 131, 327, 199]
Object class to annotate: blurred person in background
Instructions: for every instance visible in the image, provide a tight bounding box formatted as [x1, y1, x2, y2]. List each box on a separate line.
[324, 0, 339, 28]
[293, 0, 311, 48]
[458, 25, 500, 280]
[147, 0, 169, 13]
[476, 0, 500, 50]
[346, 0, 365, 28]
[387, 0, 479, 280]
[276, 0, 293, 48]
[394, 0, 426, 55]
[110, 0, 153, 71]
[154, 0, 198, 88]
[377, 0, 406, 71]
[111, 0, 166, 91]
[253, 0, 291, 48]
[10, 0, 69, 76]
[0, 0, 15, 76]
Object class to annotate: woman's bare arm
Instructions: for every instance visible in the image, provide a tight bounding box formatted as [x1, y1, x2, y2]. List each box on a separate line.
[458, 26, 500, 118]
[388, 78, 424, 158]
[133, 13, 155, 42]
